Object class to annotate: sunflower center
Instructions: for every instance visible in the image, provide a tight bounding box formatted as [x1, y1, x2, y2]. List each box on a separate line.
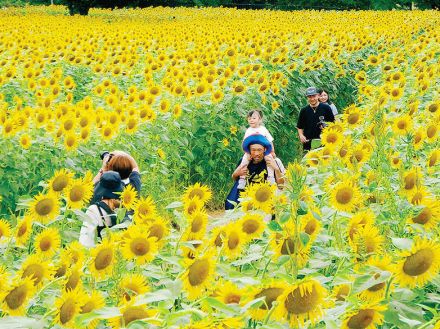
[335, 285, 350, 301]
[339, 147, 348, 158]
[242, 219, 259, 234]
[188, 259, 209, 286]
[255, 287, 284, 310]
[191, 216, 204, 233]
[281, 237, 295, 255]
[55, 264, 67, 278]
[255, 187, 271, 203]
[81, 301, 95, 314]
[148, 225, 164, 241]
[5, 284, 27, 310]
[187, 202, 197, 215]
[403, 248, 434, 276]
[18, 223, 27, 237]
[428, 104, 438, 113]
[228, 232, 240, 250]
[60, 298, 76, 324]
[35, 198, 54, 216]
[404, 173, 416, 190]
[69, 186, 85, 202]
[427, 126, 437, 138]
[412, 207, 431, 224]
[22, 264, 44, 285]
[304, 221, 317, 235]
[94, 248, 113, 270]
[326, 133, 338, 144]
[368, 282, 385, 292]
[130, 238, 150, 256]
[284, 285, 319, 314]
[397, 120, 407, 130]
[335, 187, 353, 204]
[123, 306, 149, 326]
[428, 153, 438, 167]
[66, 271, 80, 290]
[347, 309, 375, 329]
[52, 176, 69, 192]
[40, 237, 52, 251]
[214, 232, 224, 247]
[348, 113, 359, 125]
[188, 189, 204, 200]
[225, 293, 241, 304]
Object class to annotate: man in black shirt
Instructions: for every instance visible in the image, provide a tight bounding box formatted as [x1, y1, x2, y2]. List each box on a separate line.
[297, 87, 335, 151]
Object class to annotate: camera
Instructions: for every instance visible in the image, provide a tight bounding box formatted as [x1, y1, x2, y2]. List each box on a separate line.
[317, 116, 327, 129]
[100, 151, 110, 160]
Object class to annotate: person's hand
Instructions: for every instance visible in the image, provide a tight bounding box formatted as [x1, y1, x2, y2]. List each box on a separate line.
[236, 164, 248, 177]
[101, 153, 110, 170]
[264, 155, 276, 169]
[299, 134, 308, 143]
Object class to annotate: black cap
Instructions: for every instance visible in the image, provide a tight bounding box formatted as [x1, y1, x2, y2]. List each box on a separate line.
[95, 171, 124, 199]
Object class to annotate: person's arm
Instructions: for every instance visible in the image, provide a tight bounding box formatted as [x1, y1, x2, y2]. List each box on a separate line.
[265, 156, 285, 185]
[93, 154, 110, 184]
[232, 163, 248, 181]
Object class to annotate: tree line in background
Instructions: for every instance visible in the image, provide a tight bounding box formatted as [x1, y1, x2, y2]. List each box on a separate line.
[0, 0, 439, 16]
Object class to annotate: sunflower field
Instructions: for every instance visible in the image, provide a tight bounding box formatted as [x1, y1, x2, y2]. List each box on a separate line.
[0, 5, 439, 329]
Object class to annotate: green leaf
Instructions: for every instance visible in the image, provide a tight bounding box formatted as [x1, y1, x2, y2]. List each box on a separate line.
[299, 232, 310, 246]
[165, 201, 183, 209]
[204, 297, 239, 316]
[0, 317, 47, 329]
[278, 212, 291, 224]
[267, 221, 282, 232]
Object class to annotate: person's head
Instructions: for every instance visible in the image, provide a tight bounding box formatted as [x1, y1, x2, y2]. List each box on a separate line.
[318, 89, 331, 104]
[247, 109, 263, 128]
[242, 134, 272, 163]
[305, 87, 320, 107]
[96, 171, 124, 209]
[104, 151, 135, 180]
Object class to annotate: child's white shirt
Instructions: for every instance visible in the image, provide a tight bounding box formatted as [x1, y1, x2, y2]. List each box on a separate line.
[244, 126, 274, 142]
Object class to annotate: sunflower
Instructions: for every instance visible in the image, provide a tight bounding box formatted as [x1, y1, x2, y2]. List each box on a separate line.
[300, 213, 322, 241]
[395, 238, 440, 288]
[80, 290, 106, 329]
[347, 210, 375, 241]
[183, 209, 208, 241]
[64, 265, 83, 292]
[351, 225, 384, 257]
[65, 175, 93, 209]
[321, 127, 343, 149]
[90, 239, 116, 281]
[332, 284, 351, 302]
[426, 123, 438, 142]
[15, 215, 33, 246]
[54, 289, 86, 328]
[0, 218, 11, 240]
[391, 114, 412, 135]
[183, 182, 212, 205]
[48, 169, 73, 194]
[247, 281, 285, 320]
[28, 191, 60, 224]
[400, 168, 422, 197]
[63, 240, 86, 266]
[389, 86, 404, 100]
[427, 149, 439, 168]
[19, 134, 31, 149]
[214, 281, 247, 306]
[210, 226, 226, 248]
[34, 227, 61, 258]
[341, 303, 387, 329]
[183, 197, 204, 217]
[133, 196, 157, 223]
[120, 184, 138, 211]
[408, 199, 440, 230]
[358, 255, 393, 302]
[19, 254, 54, 287]
[0, 276, 36, 315]
[146, 217, 169, 247]
[222, 222, 248, 259]
[108, 301, 157, 329]
[182, 251, 216, 300]
[237, 213, 266, 240]
[329, 179, 362, 213]
[121, 225, 158, 265]
[64, 132, 78, 151]
[274, 279, 327, 327]
[343, 106, 363, 126]
[269, 224, 310, 267]
[119, 273, 150, 302]
[245, 182, 276, 214]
